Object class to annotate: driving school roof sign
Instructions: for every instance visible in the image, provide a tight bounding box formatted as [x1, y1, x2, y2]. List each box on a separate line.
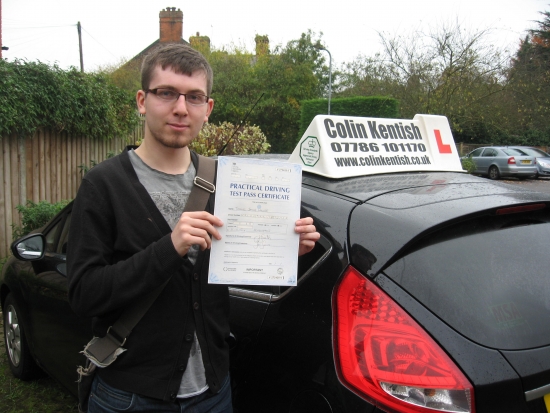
[288, 114, 464, 179]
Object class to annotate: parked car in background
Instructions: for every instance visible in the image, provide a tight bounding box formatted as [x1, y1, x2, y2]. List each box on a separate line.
[463, 146, 537, 180]
[508, 146, 550, 179]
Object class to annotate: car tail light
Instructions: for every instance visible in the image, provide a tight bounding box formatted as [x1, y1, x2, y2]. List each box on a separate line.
[508, 157, 516, 164]
[333, 266, 475, 413]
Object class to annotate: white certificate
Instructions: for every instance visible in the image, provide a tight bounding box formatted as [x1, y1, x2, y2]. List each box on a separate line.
[208, 156, 302, 286]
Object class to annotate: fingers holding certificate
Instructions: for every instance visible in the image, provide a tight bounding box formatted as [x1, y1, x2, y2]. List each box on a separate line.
[295, 217, 321, 257]
[171, 211, 223, 256]
[209, 157, 305, 286]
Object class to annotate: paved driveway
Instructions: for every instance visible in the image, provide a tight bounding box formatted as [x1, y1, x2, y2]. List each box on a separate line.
[499, 176, 550, 194]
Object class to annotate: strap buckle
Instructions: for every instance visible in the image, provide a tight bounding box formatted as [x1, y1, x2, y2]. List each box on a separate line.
[193, 176, 216, 193]
[106, 326, 127, 347]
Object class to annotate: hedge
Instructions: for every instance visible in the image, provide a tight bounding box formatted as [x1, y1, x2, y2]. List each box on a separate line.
[299, 96, 400, 137]
[0, 59, 138, 139]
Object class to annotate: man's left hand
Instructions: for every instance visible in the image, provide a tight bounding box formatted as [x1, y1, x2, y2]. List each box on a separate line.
[295, 217, 320, 257]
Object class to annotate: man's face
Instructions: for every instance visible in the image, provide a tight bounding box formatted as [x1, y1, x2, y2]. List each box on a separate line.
[136, 65, 214, 149]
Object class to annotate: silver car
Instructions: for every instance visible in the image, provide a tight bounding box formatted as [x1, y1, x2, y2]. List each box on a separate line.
[464, 146, 537, 180]
[508, 146, 550, 178]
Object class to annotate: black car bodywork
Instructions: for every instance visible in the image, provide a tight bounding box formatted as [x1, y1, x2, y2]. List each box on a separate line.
[3, 169, 550, 413]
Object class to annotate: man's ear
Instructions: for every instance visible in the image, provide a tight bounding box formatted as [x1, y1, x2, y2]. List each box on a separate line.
[204, 98, 214, 123]
[136, 90, 146, 115]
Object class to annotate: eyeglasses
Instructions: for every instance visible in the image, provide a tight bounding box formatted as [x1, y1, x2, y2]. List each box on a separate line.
[145, 88, 209, 106]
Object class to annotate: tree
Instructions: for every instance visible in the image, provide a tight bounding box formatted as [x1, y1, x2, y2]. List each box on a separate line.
[338, 22, 510, 143]
[531, 11, 550, 53]
[206, 46, 259, 127]
[208, 31, 326, 153]
[505, 10, 550, 143]
[251, 31, 325, 152]
[337, 53, 396, 98]
[95, 56, 142, 97]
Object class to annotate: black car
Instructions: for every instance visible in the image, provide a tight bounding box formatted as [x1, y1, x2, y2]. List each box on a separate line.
[3, 110, 550, 413]
[3, 168, 550, 413]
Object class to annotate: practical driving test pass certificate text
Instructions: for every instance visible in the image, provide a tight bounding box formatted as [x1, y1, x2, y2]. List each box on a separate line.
[208, 157, 302, 286]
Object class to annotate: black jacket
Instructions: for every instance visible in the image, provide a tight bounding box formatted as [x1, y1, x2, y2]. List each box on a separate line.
[67, 148, 229, 401]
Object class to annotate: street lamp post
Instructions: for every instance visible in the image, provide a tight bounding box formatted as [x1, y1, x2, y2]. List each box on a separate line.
[315, 46, 332, 115]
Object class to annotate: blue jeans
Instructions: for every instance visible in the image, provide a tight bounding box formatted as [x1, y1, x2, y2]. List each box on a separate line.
[88, 374, 233, 413]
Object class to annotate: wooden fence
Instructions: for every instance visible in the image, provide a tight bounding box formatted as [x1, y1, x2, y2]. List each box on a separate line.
[456, 143, 491, 156]
[1, 123, 144, 259]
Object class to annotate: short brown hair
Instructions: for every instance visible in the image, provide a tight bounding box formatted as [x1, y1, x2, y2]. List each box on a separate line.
[141, 43, 213, 95]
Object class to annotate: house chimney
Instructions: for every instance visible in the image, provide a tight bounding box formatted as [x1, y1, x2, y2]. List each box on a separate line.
[255, 35, 269, 56]
[159, 7, 183, 43]
[190, 32, 211, 55]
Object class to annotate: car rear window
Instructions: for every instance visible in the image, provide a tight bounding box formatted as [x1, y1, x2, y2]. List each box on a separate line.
[502, 148, 526, 156]
[520, 148, 550, 157]
[384, 207, 550, 350]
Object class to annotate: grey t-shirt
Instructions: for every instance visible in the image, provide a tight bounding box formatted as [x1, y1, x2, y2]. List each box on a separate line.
[128, 150, 208, 398]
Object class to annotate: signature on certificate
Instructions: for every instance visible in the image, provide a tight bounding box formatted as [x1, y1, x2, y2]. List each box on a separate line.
[253, 234, 271, 249]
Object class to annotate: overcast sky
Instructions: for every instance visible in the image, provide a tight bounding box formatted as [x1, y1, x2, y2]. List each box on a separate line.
[2, 0, 548, 72]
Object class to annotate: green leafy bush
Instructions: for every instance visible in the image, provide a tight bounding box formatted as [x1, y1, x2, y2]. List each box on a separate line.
[461, 157, 476, 174]
[0, 59, 138, 139]
[190, 122, 271, 156]
[12, 200, 71, 240]
[299, 96, 400, 137]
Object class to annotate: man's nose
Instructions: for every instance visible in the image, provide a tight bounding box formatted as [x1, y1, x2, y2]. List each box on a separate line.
[173, 94, 189, 114]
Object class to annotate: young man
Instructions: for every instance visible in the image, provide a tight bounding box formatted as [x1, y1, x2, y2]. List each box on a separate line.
[67, 44, 319, 412]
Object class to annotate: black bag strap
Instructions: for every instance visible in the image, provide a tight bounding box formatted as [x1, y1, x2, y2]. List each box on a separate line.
[185, 155, 216, 212]
[84, 154, 216, 365]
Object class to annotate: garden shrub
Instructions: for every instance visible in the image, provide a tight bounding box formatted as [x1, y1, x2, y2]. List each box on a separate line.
[12, 200, 71, 240]
[460, 157, 476, 174]
[190, 122, 271, 156]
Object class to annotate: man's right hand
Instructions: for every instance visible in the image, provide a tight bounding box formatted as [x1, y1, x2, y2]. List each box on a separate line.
[171, 211, 223, 256]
